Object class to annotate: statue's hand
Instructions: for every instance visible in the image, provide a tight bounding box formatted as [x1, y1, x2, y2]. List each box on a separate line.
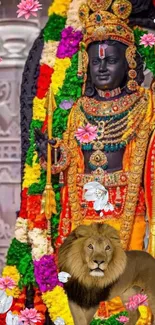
[58, 271, 71, 283]
[34, 129, 58, 161]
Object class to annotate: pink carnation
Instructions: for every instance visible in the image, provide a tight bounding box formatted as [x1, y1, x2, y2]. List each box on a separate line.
[125, 293, 148, 311]
[140, 33, 155, 48]
[116, 316, 129, 323]
[75, 123, 97, 144]
[0, 277, 16, 290]
[19, 308, 42, 325]
[17, 0, 42, 20]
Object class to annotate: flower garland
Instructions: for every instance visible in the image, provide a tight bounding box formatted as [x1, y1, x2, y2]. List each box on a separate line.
[0, 1, 84, 324]
[48, 0, 72, 17]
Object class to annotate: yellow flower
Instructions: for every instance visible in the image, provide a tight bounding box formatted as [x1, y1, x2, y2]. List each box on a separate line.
[22, 152, 41, 188]
[52, 58, 71, 95]
[42, 286, 74, 325]
[2, 266, 20, 285]
[40, 41, 59, 68]
[32, 97, 46, 121]
[5, 287, 21, 298]
[48, 0, 72, 17]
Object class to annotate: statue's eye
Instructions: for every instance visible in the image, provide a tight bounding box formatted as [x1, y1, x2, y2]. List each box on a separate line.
[105, 245, 111, 251]
[88, 244, 94, 250]
[92, 58, 99, 65]
[107, 58, 118, 64]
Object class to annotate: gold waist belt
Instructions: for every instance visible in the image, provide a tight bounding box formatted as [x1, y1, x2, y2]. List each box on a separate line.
[76, 168, 128, 188]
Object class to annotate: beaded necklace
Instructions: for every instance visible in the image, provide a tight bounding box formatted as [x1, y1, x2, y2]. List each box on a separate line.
[76, 91, 148, 153]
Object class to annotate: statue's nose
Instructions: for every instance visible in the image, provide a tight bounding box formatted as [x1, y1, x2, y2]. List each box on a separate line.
[99, 59, 107, 72]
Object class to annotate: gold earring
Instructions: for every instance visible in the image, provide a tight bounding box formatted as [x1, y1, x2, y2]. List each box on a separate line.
[126, 45, 138, 91]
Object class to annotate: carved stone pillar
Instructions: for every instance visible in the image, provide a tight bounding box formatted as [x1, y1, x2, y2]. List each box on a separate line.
[0, 19, 40, 274]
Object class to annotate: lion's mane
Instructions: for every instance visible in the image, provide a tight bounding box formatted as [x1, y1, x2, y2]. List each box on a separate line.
[58, 223, 127, 307]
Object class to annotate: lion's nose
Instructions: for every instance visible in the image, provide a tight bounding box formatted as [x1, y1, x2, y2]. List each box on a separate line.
[93, 260, 104, 265]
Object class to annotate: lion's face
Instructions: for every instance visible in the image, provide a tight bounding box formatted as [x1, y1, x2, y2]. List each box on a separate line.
[58, 223, 127, 288]
[83, 236, 114, 277]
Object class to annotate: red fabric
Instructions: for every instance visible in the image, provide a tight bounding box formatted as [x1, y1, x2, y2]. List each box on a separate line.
[56, 186, 71, 247]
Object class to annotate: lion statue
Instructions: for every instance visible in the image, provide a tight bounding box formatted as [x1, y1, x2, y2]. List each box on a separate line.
[58, 223, 155, 325]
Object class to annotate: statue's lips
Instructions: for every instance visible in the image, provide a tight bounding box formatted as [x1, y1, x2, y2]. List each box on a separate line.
[97, 74, 110, 80]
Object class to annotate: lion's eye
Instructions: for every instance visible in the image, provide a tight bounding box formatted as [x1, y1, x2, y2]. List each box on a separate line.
[105, 245, 111, 251]
[88, 244, 94, 250]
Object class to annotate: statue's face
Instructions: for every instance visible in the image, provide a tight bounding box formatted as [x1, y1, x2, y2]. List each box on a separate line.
[88, 42, 128, 90]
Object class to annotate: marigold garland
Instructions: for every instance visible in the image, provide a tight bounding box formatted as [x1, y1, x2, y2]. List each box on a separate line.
[42, 286, 74, 325]
[10, 288, 26, 314]
[52, 57, 71, 95]
[36, 65, 54, 99]
[2, 266, 21, 298]
[2, 266, 20, 286]
[23, 153, 41, 189]
[27, 194, 47, 230]
[48, 0, 72, 17]
[32, 97, 47, 121]
[34, 288, 46, 324]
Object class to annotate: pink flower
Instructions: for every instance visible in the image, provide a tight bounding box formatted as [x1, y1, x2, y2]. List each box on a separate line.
[125, 294, 148, 311]
[0, 277, 16, 290]
[17, 0, 42, 20]
[19, 308, 42, 325]
[75, 123, 97, 144]
[140, 33, 155, 47]
[116, 316, 129, 323]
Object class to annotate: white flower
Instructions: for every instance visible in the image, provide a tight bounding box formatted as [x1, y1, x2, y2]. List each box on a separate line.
[0, 290, 13, 314]
[54, 317, 65, 325]
[84, 181, 114, 212]
[58, 272, 71, 283]
[28, 228, 53, 260]
[15, 217, 28, 243]
[6, 311, 19, 325]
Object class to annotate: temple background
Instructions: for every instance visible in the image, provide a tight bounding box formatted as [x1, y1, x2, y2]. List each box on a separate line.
[0, 0, 154, 274]
[0, 0, 51, 274]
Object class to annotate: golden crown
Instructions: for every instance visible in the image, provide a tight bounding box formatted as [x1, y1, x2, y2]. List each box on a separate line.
[79, 0, 135, 48]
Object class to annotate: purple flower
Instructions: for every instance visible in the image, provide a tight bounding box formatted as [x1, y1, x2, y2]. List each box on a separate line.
[59, 99, 74, 110]
[34, 255, 62, 293]
[57, 26, 83, 59]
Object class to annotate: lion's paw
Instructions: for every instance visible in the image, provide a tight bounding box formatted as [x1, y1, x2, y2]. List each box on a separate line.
[58, 271, 71, 283]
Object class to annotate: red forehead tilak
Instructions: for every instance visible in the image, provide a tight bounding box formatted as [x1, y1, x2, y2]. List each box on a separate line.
[99, 44, 108, 59]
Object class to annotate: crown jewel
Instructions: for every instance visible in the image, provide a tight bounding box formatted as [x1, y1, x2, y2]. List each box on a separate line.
[79, 0, 134, 48]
